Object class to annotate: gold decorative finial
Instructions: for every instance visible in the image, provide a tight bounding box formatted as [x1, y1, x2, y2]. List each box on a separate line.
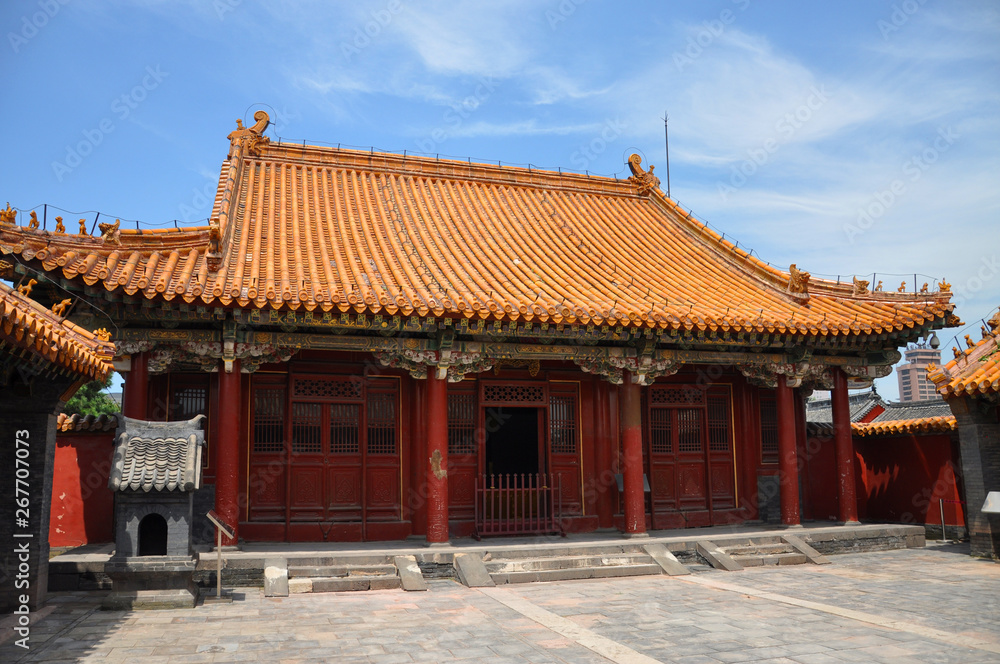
[78, 219, 87, 235]
[965, 334, 975, 348]
[989, 311, 1000, 331]
[95, 328, 111, 342]
[17, 278, 36, 296]
[897, 281, 906, 293]
[28, 210, 39, 230]
[227, 110, 271, 157]
[51, 298, 72, 317]
[982, 326, 990, 339]
[55, 216, 66, 234]
[939, 279, 951, 292]
[920, 283, 928, 294]
[787, 264, 810, 298]
[626, 154, 661, 196]
[874, 280, 883, 292]
[952, 346, 961, 359]
[852, 276, 869, 296]
[99, 218, 121, 245]
[0, 203, 15, 225]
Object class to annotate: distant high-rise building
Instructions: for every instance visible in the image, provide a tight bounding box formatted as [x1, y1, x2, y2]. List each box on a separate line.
[896, 343, 940, 402]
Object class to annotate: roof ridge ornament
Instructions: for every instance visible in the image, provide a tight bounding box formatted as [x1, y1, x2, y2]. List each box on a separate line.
[787, 263, 810, 302]
[99, 218, 121, 245]
[852, 276, 869, 296]
[626, 154, 661, 196]
[227, 110, 271, 158]
[206, 218, 222, 271]
[0, 203, 15, 225]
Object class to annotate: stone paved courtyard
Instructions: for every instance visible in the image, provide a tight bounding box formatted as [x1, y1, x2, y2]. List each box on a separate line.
[2, 543, 998, 664]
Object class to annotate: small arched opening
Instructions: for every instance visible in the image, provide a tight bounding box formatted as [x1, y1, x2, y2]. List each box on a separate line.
[137, 513, 168, 556]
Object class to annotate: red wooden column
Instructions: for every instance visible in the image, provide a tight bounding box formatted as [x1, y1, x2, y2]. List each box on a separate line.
[215, 358, 241, 546]
[425, 368, 449, 544]
[831, 367, 860, 524]
[775, 375, 801, 526]
[620, 371, 646, 536]
[122, 351, 149, 419]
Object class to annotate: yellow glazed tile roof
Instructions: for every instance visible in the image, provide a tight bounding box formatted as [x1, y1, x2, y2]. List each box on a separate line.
[928, 311, 1000, 397]
[0, 116, 955, 337]
[0, 280, 114, 381]
[852, 415, 957, 437]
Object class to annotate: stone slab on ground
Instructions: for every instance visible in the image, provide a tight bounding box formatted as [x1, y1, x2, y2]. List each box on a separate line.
[453, 553, 494, 587]
[642, 542, 690, 576]
[696, 539, 744, 571]
[393, 555, 427, 591]
[783, 532, 831, 564]
[263, 558, 288, 597]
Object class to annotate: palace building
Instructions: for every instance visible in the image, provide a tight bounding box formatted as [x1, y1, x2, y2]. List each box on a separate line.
[0, 111, 957, 547]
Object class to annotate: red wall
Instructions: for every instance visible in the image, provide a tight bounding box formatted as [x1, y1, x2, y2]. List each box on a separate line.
[49, 433, 115, 547]
[856, 433, 964, 528]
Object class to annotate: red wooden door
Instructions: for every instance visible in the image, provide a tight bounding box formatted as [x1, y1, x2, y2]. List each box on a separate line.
[548, 385, 582, 514]
[647, 385, 737, 528]
[706, 388, 737, 512]
[247, 374, 401, 540]
[447, 386, 478, 521]
[363, 385, 401, 523]
[248, 378, 288, 522]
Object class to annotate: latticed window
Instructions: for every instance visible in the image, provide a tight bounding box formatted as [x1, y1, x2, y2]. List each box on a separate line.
[253, 387, 285, 453]
[759, 394, 778, 464]
[367, 392, 397, 455]
[677, 409, 702, 453]
[707, 394, 732, 453]
[291, 402, 322, 454]
[650, 407, 672, 454]
[448, 392, 476, 455]
[549, 394, 577, 454]
[293, 377, 362, 400]
[482, 383, 545, 405]
[170, 384, 207, 422]
[330, 403, 360, 454]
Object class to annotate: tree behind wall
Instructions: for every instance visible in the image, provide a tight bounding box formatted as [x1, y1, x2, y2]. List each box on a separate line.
[62, 375, 119, 416]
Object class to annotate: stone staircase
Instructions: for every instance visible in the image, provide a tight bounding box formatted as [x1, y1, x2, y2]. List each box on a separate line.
[721, 540, 808, 567]
[272, 554, 427, 594]
[455, 542, 690, 587]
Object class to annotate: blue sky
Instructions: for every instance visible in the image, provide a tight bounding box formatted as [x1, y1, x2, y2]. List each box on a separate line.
[2, 0, 998, 400]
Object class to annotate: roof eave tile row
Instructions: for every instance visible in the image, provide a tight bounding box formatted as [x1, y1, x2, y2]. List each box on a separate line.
[851, 415, 957, 437]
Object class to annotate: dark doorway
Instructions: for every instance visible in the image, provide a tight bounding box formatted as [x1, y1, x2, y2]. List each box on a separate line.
[485, 407, 541, 476]
[137, 513, 168, 556]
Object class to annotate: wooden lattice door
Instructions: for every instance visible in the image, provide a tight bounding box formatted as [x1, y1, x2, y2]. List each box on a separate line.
[647, 384, 735, 528]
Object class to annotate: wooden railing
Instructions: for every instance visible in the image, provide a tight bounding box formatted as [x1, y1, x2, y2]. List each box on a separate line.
[474, 473, 563, 539]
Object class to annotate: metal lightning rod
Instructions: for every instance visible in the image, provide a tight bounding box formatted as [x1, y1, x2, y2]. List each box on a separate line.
[662, 111, 672, 199]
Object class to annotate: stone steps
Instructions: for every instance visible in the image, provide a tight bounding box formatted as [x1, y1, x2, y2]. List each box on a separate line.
[281, 556, 425, 594]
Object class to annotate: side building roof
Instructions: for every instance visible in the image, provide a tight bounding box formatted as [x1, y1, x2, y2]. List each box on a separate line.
[928, 311, 1000, 398]
[0, 278, 114, 382]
